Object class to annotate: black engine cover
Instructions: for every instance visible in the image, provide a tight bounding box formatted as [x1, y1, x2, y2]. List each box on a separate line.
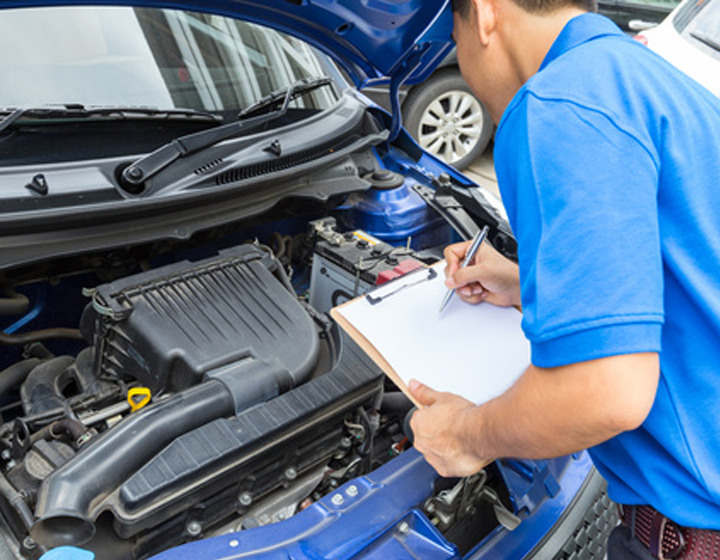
[83, 244, 320, 393]
[27, 243, 383, 558]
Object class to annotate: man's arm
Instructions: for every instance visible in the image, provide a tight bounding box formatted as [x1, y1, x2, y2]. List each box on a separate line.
[408, 352, 659, 477]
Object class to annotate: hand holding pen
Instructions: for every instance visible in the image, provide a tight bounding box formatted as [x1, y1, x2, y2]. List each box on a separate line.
[439, 225, 489, 313]
[440, 225, 523, 311]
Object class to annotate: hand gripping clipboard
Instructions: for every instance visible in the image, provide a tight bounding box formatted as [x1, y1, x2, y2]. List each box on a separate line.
[331, 262, 530, 408]
[331, 266, 439, 407]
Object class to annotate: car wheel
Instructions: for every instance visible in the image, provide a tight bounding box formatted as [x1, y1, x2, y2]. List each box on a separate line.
[403, 69, 493, 170]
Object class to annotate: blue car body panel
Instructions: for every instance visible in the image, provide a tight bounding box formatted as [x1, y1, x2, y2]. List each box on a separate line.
[137, 450, 594, 560]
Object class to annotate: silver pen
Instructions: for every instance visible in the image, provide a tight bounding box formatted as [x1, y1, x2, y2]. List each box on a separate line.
[438, 225, 490, 313]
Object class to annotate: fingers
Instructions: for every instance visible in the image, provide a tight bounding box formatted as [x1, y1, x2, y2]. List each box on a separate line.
[408, 379, 440, 407]
[443, 239, 521, 309]
[444, 242, 486, 289]
[457, 283, 486, 298]
[456, 285, 488, 304]
[443, 240, 472, 277]
[408, 392, 490, 477]
[451, 265, 485, 290]
[446, 265, 488, 304]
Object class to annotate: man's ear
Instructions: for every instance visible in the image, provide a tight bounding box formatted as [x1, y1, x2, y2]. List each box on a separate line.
[472, 0, 498, 46]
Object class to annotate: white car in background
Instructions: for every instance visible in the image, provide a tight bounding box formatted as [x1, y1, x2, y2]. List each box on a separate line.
[636, 0, 720, 97]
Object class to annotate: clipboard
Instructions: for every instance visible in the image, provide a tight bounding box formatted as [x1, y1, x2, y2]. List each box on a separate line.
[331, 262, 530, 408]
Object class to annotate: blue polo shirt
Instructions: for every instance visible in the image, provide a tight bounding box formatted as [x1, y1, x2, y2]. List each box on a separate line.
[494, 13, 720, 528]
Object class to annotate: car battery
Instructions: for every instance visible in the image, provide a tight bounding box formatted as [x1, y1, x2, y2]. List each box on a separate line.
[308, 219, 425, 314]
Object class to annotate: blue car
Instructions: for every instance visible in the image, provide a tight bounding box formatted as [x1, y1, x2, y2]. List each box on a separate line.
[0, 2, 616, 559]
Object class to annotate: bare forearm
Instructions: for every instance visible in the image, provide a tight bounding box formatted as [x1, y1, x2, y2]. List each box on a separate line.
[462, 353, 659, 463]
[410, 353, 659, 477]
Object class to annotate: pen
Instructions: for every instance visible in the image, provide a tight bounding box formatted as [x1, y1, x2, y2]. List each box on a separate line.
[438, 225, 490, 313]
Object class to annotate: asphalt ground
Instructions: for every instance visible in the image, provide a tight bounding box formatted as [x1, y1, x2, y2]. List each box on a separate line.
[464, 148, 499, 196]
[462, 147, 507, 217]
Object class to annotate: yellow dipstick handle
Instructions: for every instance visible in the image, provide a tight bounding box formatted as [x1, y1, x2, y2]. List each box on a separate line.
[127, 387, 152, 412]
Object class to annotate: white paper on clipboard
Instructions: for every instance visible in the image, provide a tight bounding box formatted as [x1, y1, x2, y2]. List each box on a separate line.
[331, 261, 530, 406]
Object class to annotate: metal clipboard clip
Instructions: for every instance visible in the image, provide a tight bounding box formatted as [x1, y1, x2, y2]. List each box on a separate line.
[365, 267, 438, 306]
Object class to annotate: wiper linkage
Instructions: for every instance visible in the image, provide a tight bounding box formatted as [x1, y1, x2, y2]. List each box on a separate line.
[121, 77, 333, 189]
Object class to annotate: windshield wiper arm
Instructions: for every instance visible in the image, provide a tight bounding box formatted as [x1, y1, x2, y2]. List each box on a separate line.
[0, 104, 221, 134]
[121, 77, 333, 189]
[238, 76, 332, 118]
[691, 31, 720, 54]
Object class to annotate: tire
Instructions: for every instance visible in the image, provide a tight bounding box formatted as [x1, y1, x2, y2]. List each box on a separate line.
[403, 69, 493, 171]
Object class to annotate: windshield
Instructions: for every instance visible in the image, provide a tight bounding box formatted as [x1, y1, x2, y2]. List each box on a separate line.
[688, 0, 720, 54]
[0, 6, 339, 113]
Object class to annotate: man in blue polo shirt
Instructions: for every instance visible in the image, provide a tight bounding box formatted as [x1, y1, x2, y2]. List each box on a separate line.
[408, 0, 720, 557]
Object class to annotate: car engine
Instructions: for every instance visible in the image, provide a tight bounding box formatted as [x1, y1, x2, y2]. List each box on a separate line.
[0, 234, 418, 560]
[0, 130, 523, 559]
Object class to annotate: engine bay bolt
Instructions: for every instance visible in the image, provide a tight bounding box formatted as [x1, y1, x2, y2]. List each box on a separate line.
[284, 467, 298, 481]
[397, 521, 410, 535]
[242, 517, 260, 530]
[1, 449, 10, 461]
[186, 521, 202, 537]
[239, 492, 253, 507]
[346, 485, 358, 497]
[331, 493, 345, 506]
[22, 537, 36, 551]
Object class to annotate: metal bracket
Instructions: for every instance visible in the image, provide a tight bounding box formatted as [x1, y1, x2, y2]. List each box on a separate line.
[424, 471, 521, 533]
[388, 44, 430, 142]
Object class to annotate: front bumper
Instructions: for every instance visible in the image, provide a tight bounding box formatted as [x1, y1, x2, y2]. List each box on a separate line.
[142, 450, 617, 560]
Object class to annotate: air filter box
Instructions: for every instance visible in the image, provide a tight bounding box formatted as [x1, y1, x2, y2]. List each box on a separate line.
[82, 244, 320, 393]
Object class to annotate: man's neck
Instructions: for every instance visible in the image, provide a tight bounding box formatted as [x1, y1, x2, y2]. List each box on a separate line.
[494, 5, 587, 115]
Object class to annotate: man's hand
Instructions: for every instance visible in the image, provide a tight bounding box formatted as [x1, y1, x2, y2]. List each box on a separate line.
[408, 379, 491, 477]
[406, 353, 659, 478]
[444, 240, 521, 309]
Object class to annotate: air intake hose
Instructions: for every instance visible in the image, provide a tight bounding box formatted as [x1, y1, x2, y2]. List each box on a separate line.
[30, 354, 294, 549]
[30, 380, 233, 547]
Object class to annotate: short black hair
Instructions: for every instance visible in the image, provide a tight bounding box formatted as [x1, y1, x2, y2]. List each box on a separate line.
[451, 0, 473, 17]
[452, 0, 597, 16]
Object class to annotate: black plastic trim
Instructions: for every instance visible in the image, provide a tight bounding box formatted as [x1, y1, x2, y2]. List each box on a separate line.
[525, 467, 619, 560]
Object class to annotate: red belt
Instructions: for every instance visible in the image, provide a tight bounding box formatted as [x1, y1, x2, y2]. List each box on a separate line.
[620, 504, 720, 560]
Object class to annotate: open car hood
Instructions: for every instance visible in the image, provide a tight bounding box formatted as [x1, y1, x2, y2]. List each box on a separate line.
[1, 0, 454, 88]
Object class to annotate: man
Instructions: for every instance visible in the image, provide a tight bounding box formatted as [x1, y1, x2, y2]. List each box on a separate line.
[408, 0, 720, 558]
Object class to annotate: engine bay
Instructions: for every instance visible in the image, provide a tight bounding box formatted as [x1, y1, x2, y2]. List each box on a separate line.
[0, 176, 516, 559]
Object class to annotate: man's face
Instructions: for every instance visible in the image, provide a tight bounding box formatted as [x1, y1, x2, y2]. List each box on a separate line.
[452, 0, 511, 125]
[453, 5, 485, 102]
